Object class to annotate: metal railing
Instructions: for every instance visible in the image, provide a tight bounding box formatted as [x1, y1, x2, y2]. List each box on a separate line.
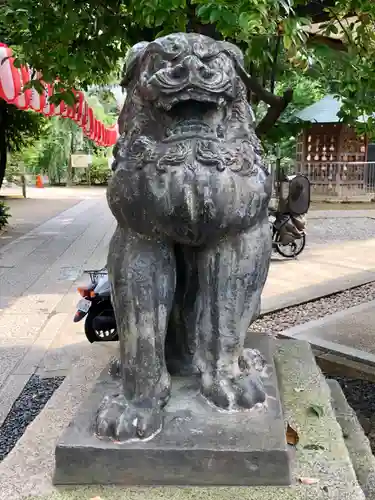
[296, 161, 375, 197]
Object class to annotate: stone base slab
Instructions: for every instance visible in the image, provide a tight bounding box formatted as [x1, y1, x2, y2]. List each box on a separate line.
[54, 335, 291, 486]
[0, 339, 371, 500]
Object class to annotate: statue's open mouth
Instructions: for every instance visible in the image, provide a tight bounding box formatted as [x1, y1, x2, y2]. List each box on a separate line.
[161, 95, 227, 142]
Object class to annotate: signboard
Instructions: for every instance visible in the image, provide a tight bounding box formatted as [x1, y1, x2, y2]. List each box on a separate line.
[71, 154, 92, 168]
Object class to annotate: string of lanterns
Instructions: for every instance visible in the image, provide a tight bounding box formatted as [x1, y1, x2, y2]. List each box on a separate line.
[0, 43, 119, 147]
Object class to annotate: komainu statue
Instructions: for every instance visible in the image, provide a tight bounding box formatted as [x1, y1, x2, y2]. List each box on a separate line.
[97, 33, 273, 442]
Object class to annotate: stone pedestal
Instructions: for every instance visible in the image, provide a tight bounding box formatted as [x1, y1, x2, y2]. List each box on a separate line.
[54, 336, 291, 486]
[1, 339, 373, 500]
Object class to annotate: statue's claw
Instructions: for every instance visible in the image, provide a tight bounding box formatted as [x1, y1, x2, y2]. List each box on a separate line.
[201, 348, 267, 410]
[96, 394, 163, 442]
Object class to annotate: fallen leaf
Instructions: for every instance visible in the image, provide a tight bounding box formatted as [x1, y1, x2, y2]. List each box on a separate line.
[299, 477, 320, 485]
[309, 404, 324, 418]
[286, 423, 299, 446]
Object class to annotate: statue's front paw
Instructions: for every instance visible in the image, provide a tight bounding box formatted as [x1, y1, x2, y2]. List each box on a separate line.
[201, 373, 266, 410]
[201, 349, 268, 411]
[95, 394, 163, 442]
[239, 348, 266, 373]
[235, 373, 266, 409]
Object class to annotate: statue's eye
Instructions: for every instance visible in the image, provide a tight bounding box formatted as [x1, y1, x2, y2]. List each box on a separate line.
[164, 37, 182, 54]
[208, 53, 233, 75]
[149, 54, 167, 74]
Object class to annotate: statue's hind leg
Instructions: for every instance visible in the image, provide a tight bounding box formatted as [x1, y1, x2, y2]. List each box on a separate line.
[96, 226, 175, 441]
[194, 216, 272, 410]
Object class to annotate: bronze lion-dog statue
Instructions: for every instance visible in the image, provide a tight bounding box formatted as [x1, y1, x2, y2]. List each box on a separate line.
[96, 33, 273, 442]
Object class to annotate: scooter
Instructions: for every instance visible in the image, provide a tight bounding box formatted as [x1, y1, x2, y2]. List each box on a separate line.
[73, 268, 118, 343]
[269, 209, 306, 258]
[269, 173, 310, 258]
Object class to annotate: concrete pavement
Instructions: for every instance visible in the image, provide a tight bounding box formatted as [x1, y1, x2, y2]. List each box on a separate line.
[1, 188, 375, 427]
[280, 301, 375, 368]
[264, 240, 375, 312]
[0, 192, 115, 426]
[0, 186, 106, 246]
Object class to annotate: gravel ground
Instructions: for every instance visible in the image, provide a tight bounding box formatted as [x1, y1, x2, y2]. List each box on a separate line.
[331, 377, 375, 421]
[324, 375, 375, 454]
[0, 375, 64, 462]
[307, 216, 375, 246]
[251, 281, 375, 335]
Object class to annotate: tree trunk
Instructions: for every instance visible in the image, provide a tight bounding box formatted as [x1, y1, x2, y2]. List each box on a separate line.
[0, 101, 7, 190]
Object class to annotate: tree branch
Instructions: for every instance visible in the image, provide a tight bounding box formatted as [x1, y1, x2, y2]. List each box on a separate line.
[231, 59, 293, 136]
[270, 35, 281, 94]
[255, 88, 293, 137]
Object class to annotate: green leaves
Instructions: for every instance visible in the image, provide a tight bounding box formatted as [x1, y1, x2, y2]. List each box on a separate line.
[1, 0, 375, 139]
[3, 101, 46, 154]
[278, 0, 293, 15]
[309, 404, 324, 418]
[0, 201, 11, 229]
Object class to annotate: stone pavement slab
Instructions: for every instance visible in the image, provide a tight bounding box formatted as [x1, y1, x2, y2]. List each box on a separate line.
[0, 198, 81, 248]
[0, 194, 115, 413]
[0, 373, 31, 428]
[280, 301, 375, 367]
[263, 237, 375, 311]
[308, 209, 375, 219]
[328, 379, 375, 498]
[0, 340, 367, 500]
[263, 269, 375, 314]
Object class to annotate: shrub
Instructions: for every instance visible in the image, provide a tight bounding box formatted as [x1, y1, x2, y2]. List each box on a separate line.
[5, 157, 22, 183]
[89, 156, 111, 185]
[0, 201, 11, 230]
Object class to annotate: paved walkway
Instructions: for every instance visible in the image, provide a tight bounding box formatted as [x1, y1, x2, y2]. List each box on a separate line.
[0, 186, 105, 246]
[1, 189, 375, 426]
[0, 191, 115, 426]
[264, 239, 375, 312]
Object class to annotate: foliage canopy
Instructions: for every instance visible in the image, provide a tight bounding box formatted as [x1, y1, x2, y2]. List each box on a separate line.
[2, 0, 375, 134]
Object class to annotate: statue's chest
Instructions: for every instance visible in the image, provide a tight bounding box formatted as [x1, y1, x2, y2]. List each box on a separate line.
[108, 164, 270, 244]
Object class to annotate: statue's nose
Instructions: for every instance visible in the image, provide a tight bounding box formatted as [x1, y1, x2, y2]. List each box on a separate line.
[171, 55, 216, 81]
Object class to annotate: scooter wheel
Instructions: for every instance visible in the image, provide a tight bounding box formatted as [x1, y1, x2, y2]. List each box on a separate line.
[84, 303, 118, 343]
[274, 233, 306, 258]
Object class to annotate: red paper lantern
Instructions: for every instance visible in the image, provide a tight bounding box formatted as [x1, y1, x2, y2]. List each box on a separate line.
[16, 66, 32, 110]
[41, 83, 55, 116]
[0, 44, 21, 102]
[0, 42, 119, 147]
[73, 91, 84, 123]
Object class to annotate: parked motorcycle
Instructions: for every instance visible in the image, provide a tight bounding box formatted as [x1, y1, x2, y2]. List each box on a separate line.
[73, 268, 118, 343]
[269, 173, 310, 259]
[269, 209, 306, 258]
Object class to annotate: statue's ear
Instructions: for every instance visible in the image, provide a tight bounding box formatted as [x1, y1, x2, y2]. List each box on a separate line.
[219, 41, 244, 69]
[120, 41, 149, 88]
